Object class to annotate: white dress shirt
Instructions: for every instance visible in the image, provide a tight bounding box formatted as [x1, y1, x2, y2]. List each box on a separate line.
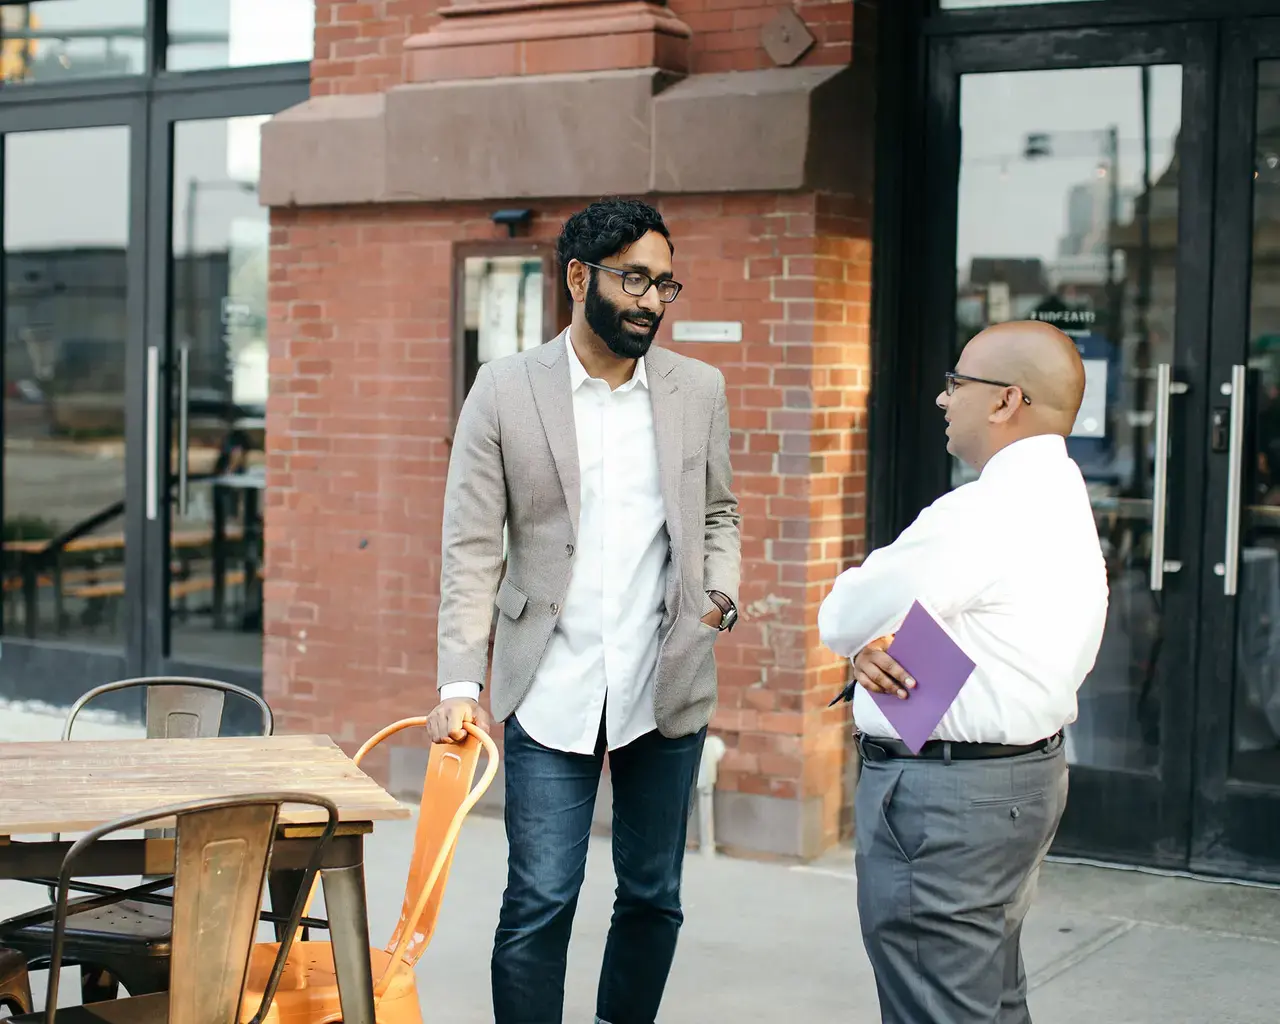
[817, 434, 1109, 745]
[440, 331, 669, 754]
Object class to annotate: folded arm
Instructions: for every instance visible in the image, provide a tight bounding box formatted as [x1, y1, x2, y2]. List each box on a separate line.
[817, 497, 993, 658]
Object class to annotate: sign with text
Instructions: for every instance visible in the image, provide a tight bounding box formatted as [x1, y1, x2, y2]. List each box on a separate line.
[672, 321, 742, 343]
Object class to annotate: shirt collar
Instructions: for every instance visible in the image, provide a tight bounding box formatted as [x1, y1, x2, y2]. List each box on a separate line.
[981, 433, 1068, 480]
[564, 328, 648, 392]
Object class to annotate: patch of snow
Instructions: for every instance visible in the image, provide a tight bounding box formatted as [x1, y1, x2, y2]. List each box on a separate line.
[0, 698, 144, 743]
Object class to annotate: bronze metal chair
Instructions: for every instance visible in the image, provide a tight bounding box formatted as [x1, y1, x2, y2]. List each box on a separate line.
[6, 790, 338, 1024]
[0, 945, 33, 1015]
[0, 677, 275, 1003]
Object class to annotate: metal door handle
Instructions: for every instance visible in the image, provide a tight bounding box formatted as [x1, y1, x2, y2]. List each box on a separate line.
[145, 346, 159, 522]
[177, 342, 191, 517]
[1218, 364, 1247, 596]
[1149, 363, 1188, 592]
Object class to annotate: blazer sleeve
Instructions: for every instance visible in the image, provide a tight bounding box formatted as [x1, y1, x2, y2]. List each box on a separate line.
[437, 362, 508, 690]
[703, 371, 742, 607]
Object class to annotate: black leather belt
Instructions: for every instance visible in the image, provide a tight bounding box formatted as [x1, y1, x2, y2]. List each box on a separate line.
[857, 730, 1063, 764]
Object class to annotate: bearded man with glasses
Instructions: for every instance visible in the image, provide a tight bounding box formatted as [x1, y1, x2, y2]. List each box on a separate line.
[428, 197, 742, 1024]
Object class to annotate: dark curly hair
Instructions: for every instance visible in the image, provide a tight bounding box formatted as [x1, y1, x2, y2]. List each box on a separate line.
[555, 198, 672, 307]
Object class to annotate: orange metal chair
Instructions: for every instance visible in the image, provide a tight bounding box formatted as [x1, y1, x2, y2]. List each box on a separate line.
[241, 719, 499, 1024]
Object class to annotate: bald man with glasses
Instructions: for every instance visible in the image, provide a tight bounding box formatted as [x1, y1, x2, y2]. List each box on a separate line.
[819, 320, 1109, 1024]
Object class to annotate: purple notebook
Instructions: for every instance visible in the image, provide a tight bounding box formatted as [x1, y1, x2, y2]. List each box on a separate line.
[869, 600, 976, 753]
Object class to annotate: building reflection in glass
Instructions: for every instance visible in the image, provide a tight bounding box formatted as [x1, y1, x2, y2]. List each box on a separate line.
[955, 65, 1182, 771]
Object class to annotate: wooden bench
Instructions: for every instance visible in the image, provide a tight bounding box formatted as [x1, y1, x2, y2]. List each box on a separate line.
[67, 570, 252, 603]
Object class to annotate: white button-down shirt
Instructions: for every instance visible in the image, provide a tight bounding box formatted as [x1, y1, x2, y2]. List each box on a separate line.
[817, 434, 1109, 746]
[440, 332, 669, 754]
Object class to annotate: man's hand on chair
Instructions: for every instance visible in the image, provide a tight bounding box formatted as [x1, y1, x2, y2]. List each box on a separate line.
[425, 698, 492, 744]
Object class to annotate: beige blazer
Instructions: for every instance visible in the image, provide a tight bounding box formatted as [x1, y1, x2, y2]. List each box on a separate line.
[436, 331, 742, 738]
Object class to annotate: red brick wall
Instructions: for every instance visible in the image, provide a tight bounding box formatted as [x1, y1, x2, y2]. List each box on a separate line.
[311, 0, 866, 95]
[265, 193, 871, 840]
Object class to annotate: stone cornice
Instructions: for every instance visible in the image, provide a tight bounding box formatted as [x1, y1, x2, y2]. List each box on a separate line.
[259, 66, 859, 208]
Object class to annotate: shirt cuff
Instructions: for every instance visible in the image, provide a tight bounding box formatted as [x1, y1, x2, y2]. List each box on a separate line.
[438, 681, 481, 703]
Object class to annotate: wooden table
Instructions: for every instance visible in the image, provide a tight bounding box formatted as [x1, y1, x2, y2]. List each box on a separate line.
[0, 734, 412, 1023]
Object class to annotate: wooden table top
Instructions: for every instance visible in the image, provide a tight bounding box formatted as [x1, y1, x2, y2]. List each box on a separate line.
[0, 734, 411, 837]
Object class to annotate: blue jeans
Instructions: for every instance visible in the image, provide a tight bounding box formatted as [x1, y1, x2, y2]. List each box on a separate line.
[491, 712, 706, 1024]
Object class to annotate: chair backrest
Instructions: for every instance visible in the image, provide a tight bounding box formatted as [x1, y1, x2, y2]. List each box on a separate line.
[296, 719, 498, 999]
[381, 722, 497, 962]
[43, 791, 338, 1024]
[62, 676, 275, 741]
[53, 678, 276, 861]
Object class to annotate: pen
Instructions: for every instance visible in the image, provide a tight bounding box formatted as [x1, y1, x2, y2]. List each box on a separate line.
[828, 680, 857, 707]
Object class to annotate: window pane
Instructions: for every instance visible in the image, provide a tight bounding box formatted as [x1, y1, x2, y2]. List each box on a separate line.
[166, 0, 313, 71]
[461, 254, 547, 397]
[940, 0, 1102, 8]
[1232, 61, 1280, 787]
[3, 126, 131, 648]
[0, 1, 146, 84]
[168, 116, 270, 670]
[954, 65, 1183, 771]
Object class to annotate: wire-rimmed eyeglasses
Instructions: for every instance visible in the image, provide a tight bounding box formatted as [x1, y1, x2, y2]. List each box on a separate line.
[581, 261, 683, 303]
[945, 371, 1032, 405]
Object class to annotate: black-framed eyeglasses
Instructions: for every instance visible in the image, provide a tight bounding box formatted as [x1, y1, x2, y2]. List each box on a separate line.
[945, 371, 1032, 405]
[581, 261, 683, 303]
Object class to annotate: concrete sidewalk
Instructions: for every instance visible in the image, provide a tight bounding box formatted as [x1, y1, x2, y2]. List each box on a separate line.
[4, 700, 1280, 1021]
[370, 812, 1280, 1023]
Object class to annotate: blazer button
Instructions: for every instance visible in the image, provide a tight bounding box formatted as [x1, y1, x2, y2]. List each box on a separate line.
[566, 544, 574, 556]
[551, 603, 559, 614]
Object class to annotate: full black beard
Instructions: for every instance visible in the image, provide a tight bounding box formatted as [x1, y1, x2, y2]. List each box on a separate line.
[584, 273, 661, 359]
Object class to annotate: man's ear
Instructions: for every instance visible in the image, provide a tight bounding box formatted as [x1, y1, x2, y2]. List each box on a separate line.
[988, 388, 1020, 425]
[566, 260, 589, 304]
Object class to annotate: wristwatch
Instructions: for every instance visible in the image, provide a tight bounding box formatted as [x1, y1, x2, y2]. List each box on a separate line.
[706, 590, 738, 632]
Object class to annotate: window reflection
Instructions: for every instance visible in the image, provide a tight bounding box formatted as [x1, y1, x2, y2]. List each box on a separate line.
[169, 116, 269, 669]
[955, 66, 1182, 771]
[2, 127, 131, 648]
[461, 254, 548, 400]
[167, 0, 313, 72]
[0, 1, 146, 84]
[1233, 61, 1280, 785]
[940, 0, 1102, 9]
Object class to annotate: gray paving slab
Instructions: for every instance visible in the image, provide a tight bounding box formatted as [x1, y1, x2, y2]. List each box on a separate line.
[1029, 923, 1280, 1024]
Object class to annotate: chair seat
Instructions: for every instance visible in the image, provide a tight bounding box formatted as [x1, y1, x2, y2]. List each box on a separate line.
[0, 899, 173, 959]
[9, 991, 169, 1023]
[241, 940, 422, 1024]
[0, 944, 33, 1016]
[0, 944, 27, 982]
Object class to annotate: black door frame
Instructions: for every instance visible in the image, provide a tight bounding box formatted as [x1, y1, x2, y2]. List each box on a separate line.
[0, 96, 149, 704]
[142, 80, 309, 697]
[1191, 15, 1280, 882]
[890, 20, 1220, 870]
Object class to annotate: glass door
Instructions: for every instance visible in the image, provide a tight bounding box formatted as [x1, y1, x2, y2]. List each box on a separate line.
[1190, 18, 1280, 883]
[917, 24, 1217, 869]
[143, 83, 306, 701]
[0, 97, 148, 704]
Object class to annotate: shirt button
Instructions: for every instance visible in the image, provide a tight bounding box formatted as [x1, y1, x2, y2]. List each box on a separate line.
[566, 544, 574, 556]
[550, 603, 559, 614]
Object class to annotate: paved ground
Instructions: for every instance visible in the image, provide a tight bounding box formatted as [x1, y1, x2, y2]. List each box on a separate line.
[4, 702, 1280, 1021]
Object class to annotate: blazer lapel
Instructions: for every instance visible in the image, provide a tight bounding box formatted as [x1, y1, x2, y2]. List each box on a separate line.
[646, 347, 684, 555]
[529, 333, 581, 535]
